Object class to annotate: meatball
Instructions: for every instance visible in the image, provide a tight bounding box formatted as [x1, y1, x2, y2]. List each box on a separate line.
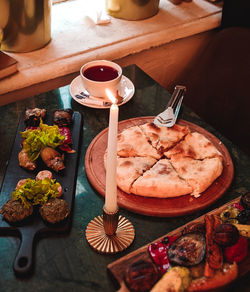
[53, 109, 73, 127]
[39, 198, 70, 224]
[24, 108, 46, 127]
[0, 199, 33, 223]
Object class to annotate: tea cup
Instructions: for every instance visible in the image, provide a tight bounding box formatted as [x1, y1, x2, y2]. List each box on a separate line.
[80, 60, 122, 100]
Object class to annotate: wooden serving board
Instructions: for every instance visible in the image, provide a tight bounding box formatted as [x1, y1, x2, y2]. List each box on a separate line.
[85, 116, 234, 217]
[107, 197, 250, 291]
[0, 110, 83, 276]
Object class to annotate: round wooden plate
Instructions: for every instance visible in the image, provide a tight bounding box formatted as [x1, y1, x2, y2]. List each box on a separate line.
[85, 117, 234, 217]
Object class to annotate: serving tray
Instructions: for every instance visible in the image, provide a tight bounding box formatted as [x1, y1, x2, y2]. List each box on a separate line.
[85, 116, 234, 217]
[107, 196, 250, 291]
[0, 110, 83, 276]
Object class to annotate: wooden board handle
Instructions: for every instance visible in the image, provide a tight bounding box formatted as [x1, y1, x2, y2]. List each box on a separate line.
[13, 228, 36, 276]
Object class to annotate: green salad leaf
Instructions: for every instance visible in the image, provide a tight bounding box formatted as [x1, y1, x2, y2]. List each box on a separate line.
[12, 178, 61, 208]
[22, 128, 43, 161]
[39, 121, 65, 148]
[21, 120, 65, 161]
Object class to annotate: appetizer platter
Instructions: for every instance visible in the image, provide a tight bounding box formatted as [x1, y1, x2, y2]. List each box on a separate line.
[85, 117, 234, 217]
[107, 195, 250, 292]
[0, 108, 83, 276]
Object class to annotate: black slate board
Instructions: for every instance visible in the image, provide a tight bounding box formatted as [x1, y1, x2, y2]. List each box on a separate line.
[0, 110, 83, 276]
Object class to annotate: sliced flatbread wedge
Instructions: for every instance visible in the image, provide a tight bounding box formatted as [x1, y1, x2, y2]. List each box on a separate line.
[116, 156, 157, 193]
[130, 159, 193, 198]
[139, 122, 190, 153]
[117, 125, 161, 159]
[170, 156, 223, 198]
[165, 132, 222, 160]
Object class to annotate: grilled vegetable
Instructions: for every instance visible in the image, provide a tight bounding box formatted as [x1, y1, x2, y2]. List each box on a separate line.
[151, 266, 191, 292]
[224, 236, 248, 263]
[189, 263, 204, 279]
[168, 233, 206, 267]
[220, 206, 240, 224]
[187, 262, 238, 292]
[233, 223, 250, 238]
[241, 192, 250, 209]
[204, 215, 223, 273]
[148, 236, 178, 275]
[214, 223, 239, 247]
[236, 209, 250, 224]
[124, 260, 159, 292]
[182, 222, 205, 235]
[58, 127, 75, 153]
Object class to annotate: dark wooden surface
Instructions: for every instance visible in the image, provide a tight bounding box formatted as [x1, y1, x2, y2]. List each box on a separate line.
[107, 197, 250, 291]
[0, 65, 250, 291]
[85, 117, 234, 217]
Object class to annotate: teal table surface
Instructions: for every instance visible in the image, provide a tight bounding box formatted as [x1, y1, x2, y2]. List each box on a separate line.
[0, 65, 249, 291]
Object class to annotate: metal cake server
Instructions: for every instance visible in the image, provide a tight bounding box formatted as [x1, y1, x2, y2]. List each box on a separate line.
[154, 85, 186, 127]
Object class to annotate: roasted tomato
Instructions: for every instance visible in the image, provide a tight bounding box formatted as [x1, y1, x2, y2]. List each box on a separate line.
[224, 236, 248, 263]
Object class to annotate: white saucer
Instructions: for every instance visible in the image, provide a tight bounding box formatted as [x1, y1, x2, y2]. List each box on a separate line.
[69, 75, 135, 109]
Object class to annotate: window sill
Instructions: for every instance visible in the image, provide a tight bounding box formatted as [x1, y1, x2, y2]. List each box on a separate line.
[0, 0, 222, 105]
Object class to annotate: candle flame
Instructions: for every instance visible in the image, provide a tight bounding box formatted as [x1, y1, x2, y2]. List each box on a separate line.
[105, 89, 117, 104]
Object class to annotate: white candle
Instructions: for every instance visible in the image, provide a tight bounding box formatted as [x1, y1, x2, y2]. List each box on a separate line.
[104, 96, 119, 213]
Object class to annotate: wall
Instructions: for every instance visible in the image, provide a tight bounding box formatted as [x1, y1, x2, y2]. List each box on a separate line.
[116, 29, 217, 93]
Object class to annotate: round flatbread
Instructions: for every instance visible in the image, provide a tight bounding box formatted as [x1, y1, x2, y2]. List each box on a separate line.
[104, 122, 224, 199]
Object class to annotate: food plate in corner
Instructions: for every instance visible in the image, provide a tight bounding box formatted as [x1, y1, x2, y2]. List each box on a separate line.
[85, 116, 234, 217]
[69, 75, 135, 109]
[107, 196, 250, 292]
[0, 110, 83, 276]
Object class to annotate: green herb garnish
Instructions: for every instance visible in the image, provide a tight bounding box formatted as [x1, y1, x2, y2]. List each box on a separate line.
[12, 178, 61, 208]
[21, 120, 65, 161]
